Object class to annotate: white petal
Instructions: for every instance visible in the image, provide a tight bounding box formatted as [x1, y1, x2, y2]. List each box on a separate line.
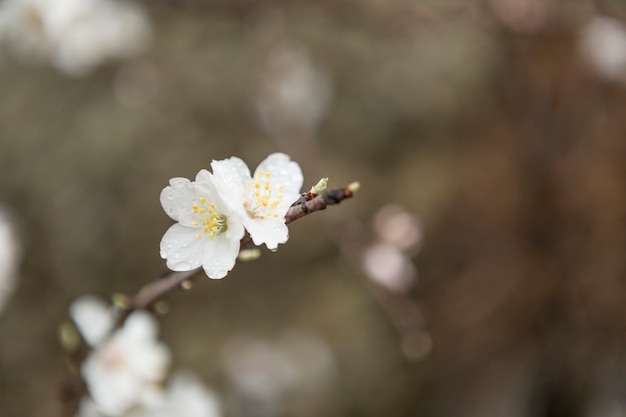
[245, 217, 289, 251]
[82, 355, 140, 416]
[122, 311, 159, 341]
[194, 169, 232, 215]
[160, 177, 197, 225]
[160, 224, 204, 271]
[168, 371, 222, 417]
[127, 341, 171, 381]
[211, 157, 250, 209]
[201, 228, 243, 279]
[69, 296, 114, 348]
[255, 152, 303, 211]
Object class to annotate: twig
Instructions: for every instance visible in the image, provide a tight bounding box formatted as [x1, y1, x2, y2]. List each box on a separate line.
[114, 181, 359, 326]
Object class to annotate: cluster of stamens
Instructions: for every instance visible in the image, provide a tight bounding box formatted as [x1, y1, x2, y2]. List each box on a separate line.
[245, 170, 284, 220]
[191, 197, 228, 239]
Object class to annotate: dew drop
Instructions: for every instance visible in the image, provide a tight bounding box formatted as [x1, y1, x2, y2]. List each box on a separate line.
[175, 261, 192, 270]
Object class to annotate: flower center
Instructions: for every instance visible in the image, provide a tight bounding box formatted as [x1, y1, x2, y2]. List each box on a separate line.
[245, 170, 284, 220]
[191, 197, 228, 240]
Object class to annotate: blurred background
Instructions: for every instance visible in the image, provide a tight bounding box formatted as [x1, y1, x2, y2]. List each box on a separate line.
[2, 0, 626, 416]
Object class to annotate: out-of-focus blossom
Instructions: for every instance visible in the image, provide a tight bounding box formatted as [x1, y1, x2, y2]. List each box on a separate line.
[363, 204, 421, 293]
[255, 45, 332, 137]
[0, 206, 20, 315]
[128, 371, 222, 417]
[70, 295, 115, 347]
[76, 371, 222, 417]
[363, 243, 416, 293]
[221, 331, 337, 416]
[581, 16, 626, 83]
[0, 0, 150, 76]
[211, 153, 303, 251]
[160, 170, 245, 279]
[70, 296, 170, 416]
[222, 335, 291, 406]
[373, 204, 422, 252]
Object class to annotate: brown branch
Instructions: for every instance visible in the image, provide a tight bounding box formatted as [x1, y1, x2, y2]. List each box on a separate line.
[114, 181, 359, 326]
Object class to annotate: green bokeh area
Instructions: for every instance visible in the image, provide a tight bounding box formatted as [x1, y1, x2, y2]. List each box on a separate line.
[2, 1, 626, 416]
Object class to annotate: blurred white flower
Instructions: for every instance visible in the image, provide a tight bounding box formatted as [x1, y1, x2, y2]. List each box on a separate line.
[128, 371, 222, 417]
[0, 0, 150, 76]
[70, 295, 115, 347]
[222, 335, 292, 405]
[70, 296, 170, 416]
[0, 206, 20, 315]
[211, 153, 303, 251]
[160, 170, 246, 279]
[581, 16, 626, 83]
[221, 330, 337, 416]
[256, 46, 332, 137]
[362, 243, 416, 293]
[373, 204, 422, 252]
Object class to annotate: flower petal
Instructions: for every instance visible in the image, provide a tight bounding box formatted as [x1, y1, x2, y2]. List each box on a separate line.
[82, 354, 141, 416]
[160, 224, 204, 271]
[167, 371, 222, 417]
[211, 157, 251, 210]
[160, 177, 197, 225]
[245, 217, 289, 251]
[194, 169, 232, 216]
[200, 221, 244, 279]
[254, 153, 303, 212]
[122, 310, 160, 341]
[69, 295, 114, 348]
[127, 340, 170, 381]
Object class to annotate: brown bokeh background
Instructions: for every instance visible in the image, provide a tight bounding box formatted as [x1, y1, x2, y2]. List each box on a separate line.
[2, 1, 626, 416]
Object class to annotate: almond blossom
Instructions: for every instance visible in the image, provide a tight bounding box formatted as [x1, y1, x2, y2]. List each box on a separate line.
[0, 0, 150, 76]
[70, 296, 170, 416]
[128, 371, 222, 417]
[211, 153, 303, 251]
[160, 170, 245, 279]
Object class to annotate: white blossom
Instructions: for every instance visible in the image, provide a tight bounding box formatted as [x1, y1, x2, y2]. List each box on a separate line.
[255, 46, 332, 137]
[128, 371, 222, 417]
[69, 295, 115, 347]
[211, 153, 303, 251]
[70, 296, 170, 416]
[0, 0, 150, 76]
[160, 170, 246, 279]
[362, 243, 416, 293]
[581, 16, 626, 83]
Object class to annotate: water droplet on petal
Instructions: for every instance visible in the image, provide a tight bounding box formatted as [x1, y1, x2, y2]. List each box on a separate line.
[175, 261, 192, 270]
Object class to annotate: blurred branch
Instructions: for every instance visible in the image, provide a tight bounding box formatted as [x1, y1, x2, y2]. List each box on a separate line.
[114, 182, 359, 326]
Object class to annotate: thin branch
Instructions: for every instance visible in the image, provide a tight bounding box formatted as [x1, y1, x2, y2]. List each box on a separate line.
[114, 181, 359, 326]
